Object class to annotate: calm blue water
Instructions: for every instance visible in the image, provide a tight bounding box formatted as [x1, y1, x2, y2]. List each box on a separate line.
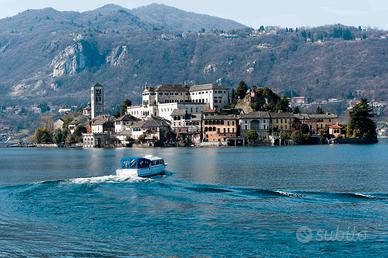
[0, 144, 387, 257]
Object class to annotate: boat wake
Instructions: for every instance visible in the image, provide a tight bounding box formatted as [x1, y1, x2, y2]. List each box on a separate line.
[65, 175, 150, 185]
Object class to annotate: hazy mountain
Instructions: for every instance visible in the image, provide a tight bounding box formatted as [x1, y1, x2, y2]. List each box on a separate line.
[0, 3, 387, 109]
[131, 3, 247, 32]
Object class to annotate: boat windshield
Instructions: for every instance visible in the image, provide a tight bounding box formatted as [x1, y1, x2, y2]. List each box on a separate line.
[120, 158, 150, 169]
[150, 159, 165, 166]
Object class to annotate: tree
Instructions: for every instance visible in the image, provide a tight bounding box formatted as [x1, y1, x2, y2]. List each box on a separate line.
[348, 98, 377, 141]
[38, 102, 50, 113]
[276, 97, 291, 112]
[120, 99, 132, 116]
[300, 124, 310, 135]
[52, 129, 63, 145]
[34, 128, 53, 144]
[236, 81, 248, 100]
[246, 130, 258, 141]
[316, 106, 324, 114]
[73, 125, 87, 143]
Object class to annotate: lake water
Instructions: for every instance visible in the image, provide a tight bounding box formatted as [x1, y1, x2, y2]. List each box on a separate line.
[0, 144, 387, 256]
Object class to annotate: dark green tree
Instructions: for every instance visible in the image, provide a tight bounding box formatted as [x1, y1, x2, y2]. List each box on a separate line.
[348, 98, 377, 141]
[73, 125, 87, 143]
[316, 106, 324, 114]
[34, 128, 53, 144]
[246, 130, 258, 141]
[236, 81, 248, 100]
[120, 99, 132, 116]
[52, 129, 63, 145]
[38, 102, 50, 113]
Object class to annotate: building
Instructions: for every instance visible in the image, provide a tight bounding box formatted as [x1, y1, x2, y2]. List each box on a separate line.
[83, 103, 91, 117]
[202, 113, 239, 143]
[53, 118, 64, 130]
[91, 83, 104, 119]
[127, 83, 229, 120]
[295, 113, 339, 135]
[171, 109, 201, 135]
[239, 112, 271, 138]
[68, 115, 89, 134]
[157, 102, 209, 121]
[270, 112, 295, 132]
[83, 133, 111, 148]
[114, 114, 140, 133]
[189, 84, 229, 110]
[91, 115, 115, 134]
[129, 117, 171, 143]
[82, 115, 115, 148]
[329, 124, 344, 138]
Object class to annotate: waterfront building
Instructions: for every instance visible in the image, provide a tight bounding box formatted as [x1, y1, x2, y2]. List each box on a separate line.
[202, 113, 239, 143]
[82, 133, 111, 148]
[91, 83, 104, 119]
[270, 112, 295, 132]
[294, 113, 339, 135]
[239, 112, 271, 138]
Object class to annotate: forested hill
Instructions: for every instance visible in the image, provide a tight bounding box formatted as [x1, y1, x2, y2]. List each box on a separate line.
[0, 3, 387, 107]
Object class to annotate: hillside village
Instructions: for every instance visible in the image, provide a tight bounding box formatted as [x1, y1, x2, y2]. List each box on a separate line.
[29, 81, 372, 148]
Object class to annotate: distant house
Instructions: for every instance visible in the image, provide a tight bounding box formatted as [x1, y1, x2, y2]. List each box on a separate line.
[329, 124, 344, 138]
[114, 114, 141, 133]
[53, 118, 64, 130]
[68, 115, 89, 134]
[91, 115, 115, 134]
[83, 103, 91, 117]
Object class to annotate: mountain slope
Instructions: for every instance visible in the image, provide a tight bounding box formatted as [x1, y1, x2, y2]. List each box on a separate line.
[131, 3, 247, 32]
[0, 4, 387, 108]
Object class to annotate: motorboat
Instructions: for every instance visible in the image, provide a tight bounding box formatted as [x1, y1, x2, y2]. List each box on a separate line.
[116, 155, 167, 177]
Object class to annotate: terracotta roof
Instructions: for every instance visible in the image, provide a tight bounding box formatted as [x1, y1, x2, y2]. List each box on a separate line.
[329, 124, 343, 129]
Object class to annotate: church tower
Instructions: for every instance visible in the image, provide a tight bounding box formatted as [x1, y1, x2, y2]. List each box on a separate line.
[91, 83, 104, 119]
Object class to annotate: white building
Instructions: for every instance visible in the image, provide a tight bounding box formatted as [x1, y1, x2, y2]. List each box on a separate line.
[127, 83, 229, 120]
[91, 83, 104, 119]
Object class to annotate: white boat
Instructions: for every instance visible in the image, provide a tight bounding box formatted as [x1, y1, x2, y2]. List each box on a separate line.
[116, 155, 167, 177]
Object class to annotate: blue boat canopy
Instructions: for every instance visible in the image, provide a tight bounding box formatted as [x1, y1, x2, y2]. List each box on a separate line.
[120, 157, 151, 169]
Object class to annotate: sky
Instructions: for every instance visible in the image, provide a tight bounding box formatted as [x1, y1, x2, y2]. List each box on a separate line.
[0, 0, 388, 29]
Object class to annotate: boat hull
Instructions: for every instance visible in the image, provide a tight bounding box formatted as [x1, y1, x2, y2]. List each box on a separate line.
[116, 164, 166, 178]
